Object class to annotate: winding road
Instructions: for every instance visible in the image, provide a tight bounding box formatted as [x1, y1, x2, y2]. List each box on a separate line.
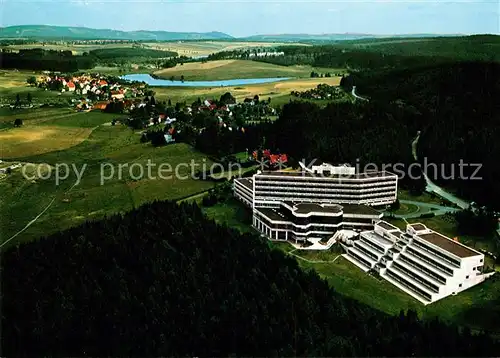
[412, 133, 470, 210]
[351, 86, 368, 101]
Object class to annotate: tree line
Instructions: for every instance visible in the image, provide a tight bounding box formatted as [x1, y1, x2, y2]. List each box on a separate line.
[2, 200, 499, 356]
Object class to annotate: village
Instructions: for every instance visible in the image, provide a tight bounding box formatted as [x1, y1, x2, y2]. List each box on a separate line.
[32, 72, 149, 111]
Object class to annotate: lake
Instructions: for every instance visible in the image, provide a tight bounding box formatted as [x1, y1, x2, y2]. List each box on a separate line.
[120, 74, 292, 87]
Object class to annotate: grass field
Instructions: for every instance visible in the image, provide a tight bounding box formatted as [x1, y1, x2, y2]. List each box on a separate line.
[203, 198, 254, 233]
[397, 189, 449, 206]
[145, 41, 308, 57]
[0, 43, 139, 55]
[0, 108, 216, 246]
[154, 59, 344, 81]
[0, 110, 118, 158]
[153, 76, 343, 107]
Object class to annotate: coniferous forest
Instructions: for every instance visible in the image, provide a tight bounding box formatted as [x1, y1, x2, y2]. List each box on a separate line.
[2, 201, 500, 356]
[345, 61, 500, 210]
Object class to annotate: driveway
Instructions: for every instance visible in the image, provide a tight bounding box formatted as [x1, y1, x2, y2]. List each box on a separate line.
[384, 199, 460, 219]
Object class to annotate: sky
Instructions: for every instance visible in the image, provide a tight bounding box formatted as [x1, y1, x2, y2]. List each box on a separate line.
[0, 0, 498, 37]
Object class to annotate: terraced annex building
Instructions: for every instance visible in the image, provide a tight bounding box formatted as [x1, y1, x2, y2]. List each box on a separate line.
[233, 163, 490, 304]
[342, 221, 490, 304]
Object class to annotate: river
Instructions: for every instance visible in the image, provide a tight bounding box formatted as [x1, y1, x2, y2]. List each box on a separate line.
[120, 74, 291, 87]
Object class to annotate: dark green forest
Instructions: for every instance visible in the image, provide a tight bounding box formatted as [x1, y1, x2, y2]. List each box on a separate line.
[344, 61, 500, 210]
[209, 36, 500, 71]
[2, 201, 499, 356]
[0, 47, 178, 71]
[0, 48, 95, 72]
[89, 47, 177, 64]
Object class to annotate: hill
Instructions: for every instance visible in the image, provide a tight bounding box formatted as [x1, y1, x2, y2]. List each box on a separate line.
[344, 35, 500, 62]
[242, 33, 462, 42]
[0, 25, 233, 41]
[2, 200, 499, 356]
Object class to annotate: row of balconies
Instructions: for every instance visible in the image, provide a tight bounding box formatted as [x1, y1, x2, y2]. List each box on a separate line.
[359, 235, 388, 254]
[254, 190, 397, 200]
[398, 254, 448, 284]
[257, 175, 397, 184]
[405, 245, 456, 276]
[254, 184, 397, 194]
[389, 261, 442, 294]
[383, 269, 433, 302]
[234, 191, 252, 207]
[254, 179, 397, 189]
[346, 247, 376, 270]
[411, 239, 462, 268]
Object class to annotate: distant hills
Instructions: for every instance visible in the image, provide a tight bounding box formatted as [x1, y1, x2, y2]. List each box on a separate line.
[242, 33, 464, 42]
[0, 25, 467, 42]
[0, 25, 233, 41]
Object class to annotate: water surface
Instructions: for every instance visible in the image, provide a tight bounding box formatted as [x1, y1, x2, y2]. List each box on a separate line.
[121, 74, 291, 87]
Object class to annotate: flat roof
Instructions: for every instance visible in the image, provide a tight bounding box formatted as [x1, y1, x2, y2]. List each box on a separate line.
[417, 232, 480, 258]
[342, 204, 381, 216]
[235, 177, 253, 191]
[377, 221, 399, 231]
[283, 201, 343, 214]
[257, 170, 397, 180]
[410, 223, 427, 231]
[255, 207, 293, 222]
[362, 231, 394, 247]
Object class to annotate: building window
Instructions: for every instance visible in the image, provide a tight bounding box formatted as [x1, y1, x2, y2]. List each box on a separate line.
[480, 259, 483, 262]
[459, 284, 462, 288]
[473, 267, 476, 271]
[466, 275, 469, 279]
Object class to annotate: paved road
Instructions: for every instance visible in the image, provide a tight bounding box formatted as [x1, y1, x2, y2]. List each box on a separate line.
[385, 200, 460, 219]
[412, 133, 470, 210]
[351, 86, 368, 101]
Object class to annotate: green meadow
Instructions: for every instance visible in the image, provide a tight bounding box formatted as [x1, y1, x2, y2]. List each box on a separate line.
[0, 108, 215, 246]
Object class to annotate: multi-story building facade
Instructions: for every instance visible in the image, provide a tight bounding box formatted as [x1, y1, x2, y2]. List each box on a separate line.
[251, 169, 398, 208]
[234, 164, 398, 209]
[253, 201, 382, 243]
[233, 164, 389, 243]
[343, 221, 489, 304]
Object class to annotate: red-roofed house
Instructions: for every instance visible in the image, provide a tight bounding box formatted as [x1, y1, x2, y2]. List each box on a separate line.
[93, 101, 109, 110]
[99, 80, 108, 86]
[67, 81, 76, 92]
[111, 90, 124, 100]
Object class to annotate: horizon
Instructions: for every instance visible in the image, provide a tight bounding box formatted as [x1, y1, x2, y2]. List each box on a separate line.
[1, 0, 498, 37]
[0, 23, 481, 37]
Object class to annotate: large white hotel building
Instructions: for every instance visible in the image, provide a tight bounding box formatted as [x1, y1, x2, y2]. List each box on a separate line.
[233, 163, 491, 304]
[234, 163, 396, 242]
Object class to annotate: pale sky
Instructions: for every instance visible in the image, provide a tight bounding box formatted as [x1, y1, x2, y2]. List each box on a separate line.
[0, 0, 498, 37]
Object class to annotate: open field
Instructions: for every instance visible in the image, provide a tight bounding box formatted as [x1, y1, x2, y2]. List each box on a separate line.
[145, 41, 308, 57]
[0, 110, 118, 158]
[203, 198, 254, 233]
[1, 40, 306, 57]
[0, 108, 215, 246]
[153, 59, 344, 80]
[0, 43, 140, 55]
[153, 76, 342, 106]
